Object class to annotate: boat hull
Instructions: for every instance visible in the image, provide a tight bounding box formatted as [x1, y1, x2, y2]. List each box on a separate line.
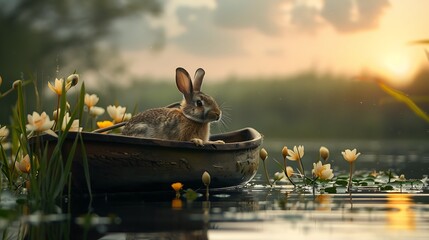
[41, 128, 262, 193]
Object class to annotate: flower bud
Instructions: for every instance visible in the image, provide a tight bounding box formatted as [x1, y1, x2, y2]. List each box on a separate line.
[0, 75, 2, 87]
[67, 74, 79, 87]
[12, 80, 22, 89]
[202, 171, 211, 187]
[319, 146, 329, 161]
[259, 148, 268, 161]
[282, 146, 288, 159]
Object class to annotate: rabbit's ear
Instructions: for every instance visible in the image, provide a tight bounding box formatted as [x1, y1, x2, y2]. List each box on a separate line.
[176, 67, 193, 102]
[193, 68, 205, 92]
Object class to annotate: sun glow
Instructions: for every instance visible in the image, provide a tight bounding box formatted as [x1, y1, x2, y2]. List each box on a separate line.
[375, 50, 419, 87]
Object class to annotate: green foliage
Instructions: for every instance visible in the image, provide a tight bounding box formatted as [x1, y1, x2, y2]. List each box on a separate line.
[92, 70, 429, 139]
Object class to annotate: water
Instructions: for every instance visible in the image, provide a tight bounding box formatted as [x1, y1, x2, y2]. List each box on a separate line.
[1, 139, 429, 239]
[70, 184, 429, 240]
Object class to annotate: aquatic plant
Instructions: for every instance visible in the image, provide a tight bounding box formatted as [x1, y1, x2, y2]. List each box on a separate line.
[286, 145, 305, 179]
[342, 148, 361, 193]
[312, 161, 334, 181]
[202, 171, 211, 199]
[319, 146, 329, 162]
[171, 182, 183, 198]
[0, 72, 95, 212]
[259, 148, 272, 187]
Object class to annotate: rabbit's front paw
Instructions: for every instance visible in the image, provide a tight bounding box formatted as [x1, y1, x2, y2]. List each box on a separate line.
[191, 138, 204, 146]
[210, 140, 225, 144]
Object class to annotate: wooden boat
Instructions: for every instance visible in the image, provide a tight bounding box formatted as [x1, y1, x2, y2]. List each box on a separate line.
[38, 127, 262, 193]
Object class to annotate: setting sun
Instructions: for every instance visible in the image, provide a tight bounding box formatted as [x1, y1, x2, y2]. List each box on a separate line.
[374, 49, 420, 86]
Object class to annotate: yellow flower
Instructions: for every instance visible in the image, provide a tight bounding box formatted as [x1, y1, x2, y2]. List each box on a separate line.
[202, 171, 211, 186]
[171, 182, 183, 192]
[342, 149, 361, 163]
[15, 154, 31, 174]
[259, 148, 268, 161]
[89, 106, 105, 117]
[26, 112, 54, 132]
[62, 113, 81, 132]
[312, 161, 334, 180]
[107, 105, 129, 123]
[85, 93, 100, 109]
[48, 78, 72, 96]
[287, 145, 304, 161]
[319, 146, 329, 161]
[97, 120, 114, 129]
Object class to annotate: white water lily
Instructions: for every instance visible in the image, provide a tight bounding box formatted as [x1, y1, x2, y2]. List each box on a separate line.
[286, 166, 294, 178]
[62, 113, 81, 132]
[342, 149, 361, 163]
[312, 161, 334, 180]
[48, 78, 71, 96]
[107, 105, 129, 123]
[0, 125, 9, 140]
[274, 172, 284, 181]
[0, 125, 11, 150]
[89, 106, 105, 117]
[85, 93, 100, 109]
[287, 145, 304, 161]
[26, 112, 54, 132]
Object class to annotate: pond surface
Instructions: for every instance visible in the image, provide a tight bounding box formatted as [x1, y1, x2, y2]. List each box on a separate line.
[1, 139, 429, 239]
[70, 183, 429, 240]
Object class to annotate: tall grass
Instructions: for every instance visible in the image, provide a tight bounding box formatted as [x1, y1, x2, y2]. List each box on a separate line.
[0, 74, 92, 208]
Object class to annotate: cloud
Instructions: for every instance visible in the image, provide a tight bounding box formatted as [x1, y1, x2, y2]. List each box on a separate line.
[213, 0, 284, 35]
[173, 5, 243, 56]
[110, 14, 165, 51]
[289, 4, 322, 31]
[320, 0, 390, 32]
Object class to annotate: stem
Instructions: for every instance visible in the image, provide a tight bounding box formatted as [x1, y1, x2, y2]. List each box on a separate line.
[53, 96, 60, 130]
[348, 162, 353, 193]
[262, 160, 272, 187]
[297, 154, 305, 185]
[283, 157, 295, 187]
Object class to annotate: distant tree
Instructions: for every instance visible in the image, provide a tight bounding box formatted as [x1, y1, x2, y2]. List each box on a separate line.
[0, 0, 163, 123]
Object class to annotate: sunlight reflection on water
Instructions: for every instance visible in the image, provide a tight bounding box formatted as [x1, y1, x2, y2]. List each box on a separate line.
[207, 193, 429, 240]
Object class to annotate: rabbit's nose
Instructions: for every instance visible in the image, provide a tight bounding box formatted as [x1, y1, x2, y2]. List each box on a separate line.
[214, 112, 221, 121]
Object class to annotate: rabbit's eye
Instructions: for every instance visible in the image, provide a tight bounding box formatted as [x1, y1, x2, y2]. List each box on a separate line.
[195, 100, 204, 107]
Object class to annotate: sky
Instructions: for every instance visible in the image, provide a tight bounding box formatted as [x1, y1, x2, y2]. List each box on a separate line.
[102, 0, 429, 87]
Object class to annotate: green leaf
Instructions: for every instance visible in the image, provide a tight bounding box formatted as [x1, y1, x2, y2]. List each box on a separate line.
[380, 185, 394, 191]
[324, 186, 337, 193]
[184, 188, 198, 201]
[335, 180, 348, 186]
[378, 82, 429, 123]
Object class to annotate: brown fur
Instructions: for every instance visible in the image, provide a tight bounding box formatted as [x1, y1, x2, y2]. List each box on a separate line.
[121, 67, 220, 144]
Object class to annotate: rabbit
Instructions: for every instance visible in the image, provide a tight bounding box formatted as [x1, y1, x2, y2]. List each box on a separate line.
[122, 67, 224, 146]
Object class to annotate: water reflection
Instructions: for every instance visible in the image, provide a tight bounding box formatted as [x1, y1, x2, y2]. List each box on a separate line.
[387, 194, 416, 230]
[2, 185, 429, 239]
